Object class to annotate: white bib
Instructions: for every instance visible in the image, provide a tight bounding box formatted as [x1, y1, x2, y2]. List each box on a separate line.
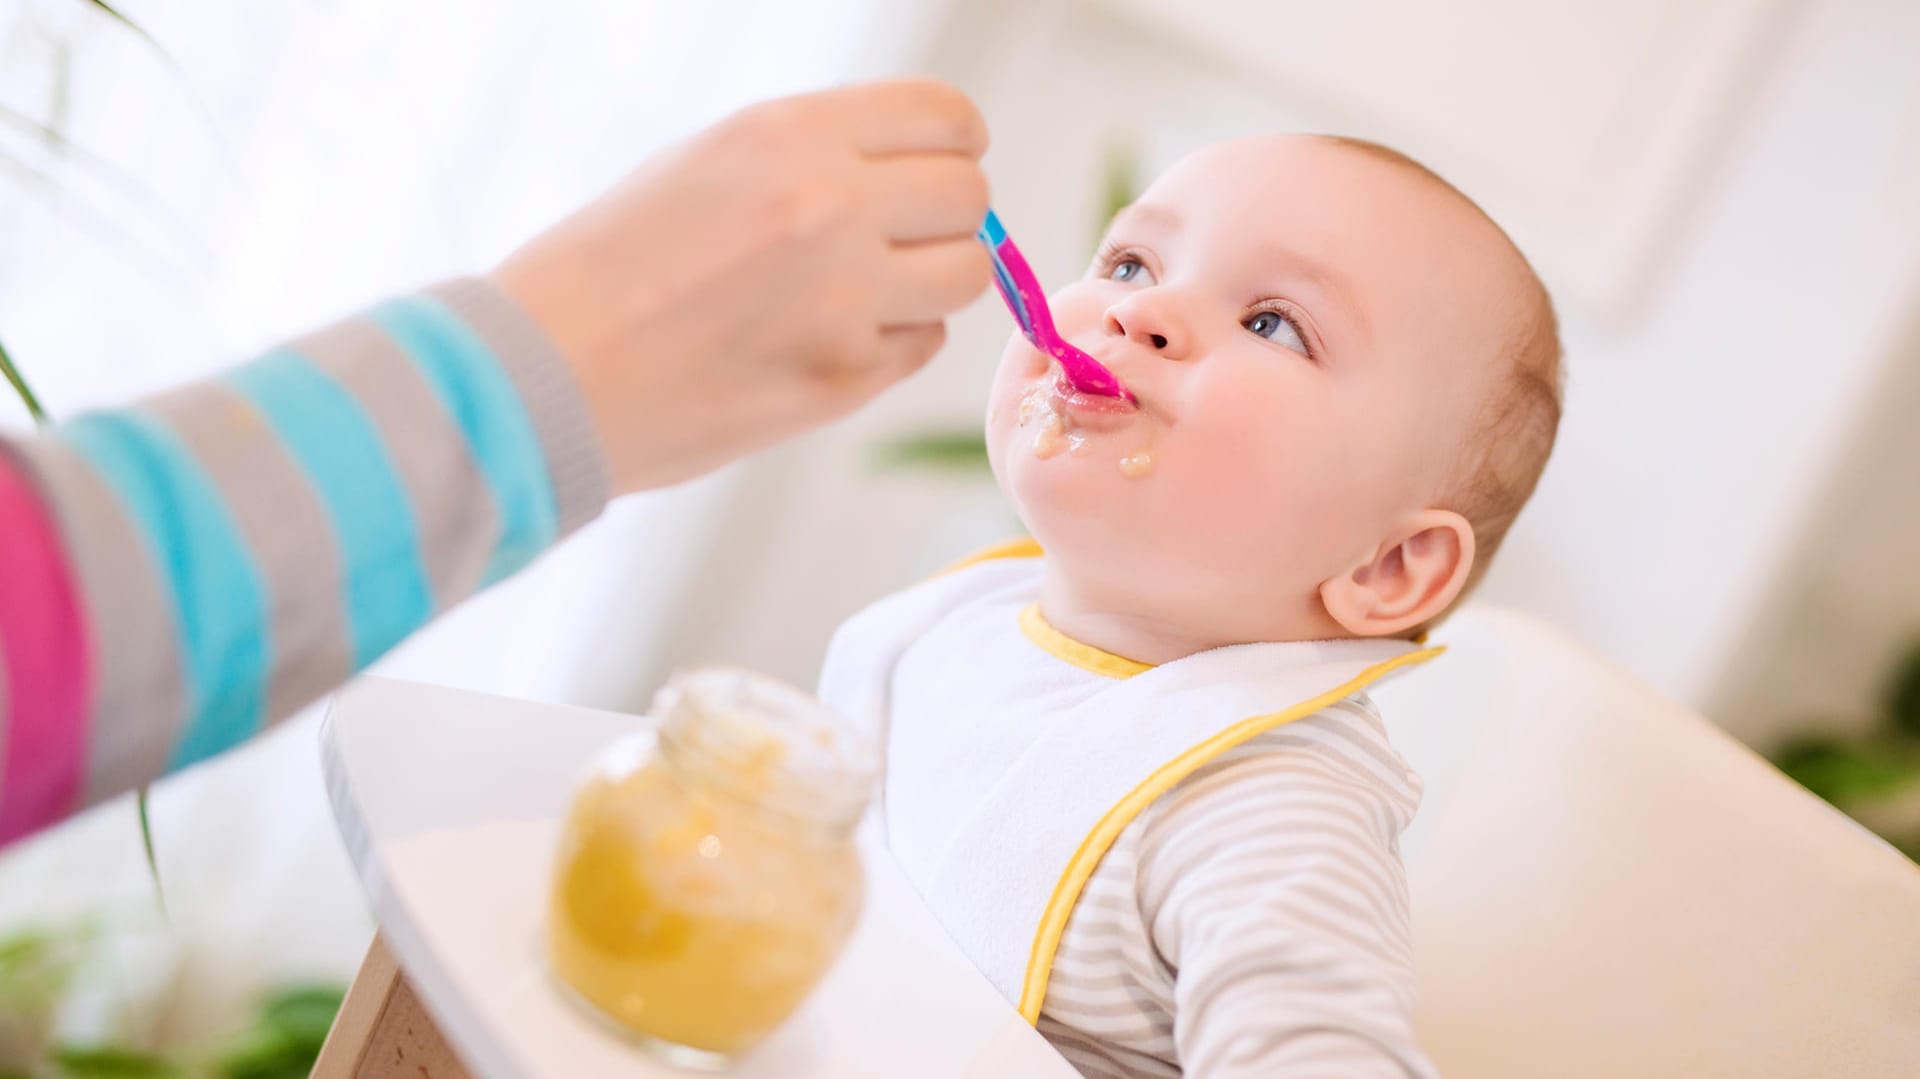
[818, 544, 1441, 1021]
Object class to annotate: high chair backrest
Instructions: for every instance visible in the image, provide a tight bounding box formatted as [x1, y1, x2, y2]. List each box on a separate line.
[1374, 606, 1920, 1078]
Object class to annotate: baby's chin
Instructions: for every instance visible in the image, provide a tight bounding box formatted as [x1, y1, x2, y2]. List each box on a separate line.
[997, 431, 1149, 545]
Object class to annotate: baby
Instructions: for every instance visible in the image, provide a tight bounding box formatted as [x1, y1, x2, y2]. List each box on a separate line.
[820, 134, 1562, 1078]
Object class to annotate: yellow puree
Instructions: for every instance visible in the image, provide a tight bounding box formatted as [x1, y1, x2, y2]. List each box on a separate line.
[548, 741, 863, 1055]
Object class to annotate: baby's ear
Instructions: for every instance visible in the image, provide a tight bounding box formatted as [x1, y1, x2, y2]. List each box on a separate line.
[1318, 510, 1475, 638]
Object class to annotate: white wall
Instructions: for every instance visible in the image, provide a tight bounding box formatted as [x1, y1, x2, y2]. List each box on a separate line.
[1711, 315, 1920, 746]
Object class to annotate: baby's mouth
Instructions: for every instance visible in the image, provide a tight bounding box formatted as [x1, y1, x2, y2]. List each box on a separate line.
[1046, 370, 1137, 431]
[1014, 366, 1155, 473]
[1029, 359, 1121, 412]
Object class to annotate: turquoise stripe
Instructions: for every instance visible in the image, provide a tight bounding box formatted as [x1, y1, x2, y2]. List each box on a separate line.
[59, 414, 269, 770]
[368, 296, 557, 583]
[225, 352, 433, 667]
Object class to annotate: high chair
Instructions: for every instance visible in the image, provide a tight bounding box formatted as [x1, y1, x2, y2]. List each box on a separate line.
[1377, 607, 1920, 1077]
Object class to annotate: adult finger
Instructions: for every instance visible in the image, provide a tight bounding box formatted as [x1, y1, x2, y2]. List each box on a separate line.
[815, 79, 989, 158]
[872, 322, 949, 380]
[878, 238, 993, 325]
[866, 155, 991, 244]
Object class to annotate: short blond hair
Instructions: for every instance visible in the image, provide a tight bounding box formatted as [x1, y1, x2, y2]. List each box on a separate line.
[1320, 136, 1565, 598]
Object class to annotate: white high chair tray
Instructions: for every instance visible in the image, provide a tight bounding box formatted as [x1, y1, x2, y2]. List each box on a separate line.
[321, 677, 1076, 1079]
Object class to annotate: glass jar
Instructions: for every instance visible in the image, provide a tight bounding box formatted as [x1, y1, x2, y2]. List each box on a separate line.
[547, 668, 875, 1069]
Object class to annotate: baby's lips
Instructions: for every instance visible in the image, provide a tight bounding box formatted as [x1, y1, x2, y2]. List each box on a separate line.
[1070, 349, 1143, 409]
[1051, 376, 1140, 431]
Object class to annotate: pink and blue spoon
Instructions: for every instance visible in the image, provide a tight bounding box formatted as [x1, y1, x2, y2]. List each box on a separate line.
[978, 209, 1135, 403]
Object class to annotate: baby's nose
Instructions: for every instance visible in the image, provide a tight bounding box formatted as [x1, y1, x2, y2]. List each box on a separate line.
[1105, 296, 1186, 359]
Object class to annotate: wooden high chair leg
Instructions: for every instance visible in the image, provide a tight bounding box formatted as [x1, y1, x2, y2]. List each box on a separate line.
[313, 933, 475, 1079]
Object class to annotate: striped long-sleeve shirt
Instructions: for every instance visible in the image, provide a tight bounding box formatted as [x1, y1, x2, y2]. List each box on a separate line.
[0, 278, 608, 845]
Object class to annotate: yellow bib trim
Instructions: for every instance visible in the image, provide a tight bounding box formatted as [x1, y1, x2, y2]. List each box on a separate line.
[1013, 644, 1446, 1023]
[1019, 603, 1154, 680]
[936, 536, 1043, 577]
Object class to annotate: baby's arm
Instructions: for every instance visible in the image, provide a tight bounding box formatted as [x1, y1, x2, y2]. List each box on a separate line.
[1144, 732, 1437, 1078]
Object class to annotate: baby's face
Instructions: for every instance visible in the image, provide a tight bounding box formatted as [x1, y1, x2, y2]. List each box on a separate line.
[986, 136, 1526, 642]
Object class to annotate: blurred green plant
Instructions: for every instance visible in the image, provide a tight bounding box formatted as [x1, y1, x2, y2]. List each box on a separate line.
[872, 138, 1142, 476]
[0, 926, 343, 1079]
[1773, 639, 1920, 861]
[206, 985, 345, 1079]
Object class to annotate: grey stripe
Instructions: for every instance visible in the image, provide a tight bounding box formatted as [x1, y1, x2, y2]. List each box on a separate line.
[1175, 869, 1407, 965]
[1155, 792, 1391, 866]
[427, 276, 610, 536]
[1068, 883, 1144, 918]
[1177, 741, 1360, 801]
[1179, 941, 1409, 1025]
[1226, 1025, 1430, 1076]
[1165, 764, 1392, 829]
[288, 314, 500, 610]
[1253, 714, 1411, 791]
[1142, 812, 1395, 916]
[1284, 707, 1421, 790]
[1051, 925, 1156, 965]
[1041, 961, 1164, 999]
[1037, 1020, 1180, 1079]
[143, 384, 352, 727]
[14, 440, 188, 806]
[1039, 978, 1170, 1021]
[1204, 730, 1393, 795]
[1148, 828, 1405, 925]
[1282, 868, 1413, 941]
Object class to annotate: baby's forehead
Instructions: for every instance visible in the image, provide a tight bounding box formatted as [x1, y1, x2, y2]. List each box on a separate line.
[1136, 135, 1536, 361]
[1142, 135, 1472, 233]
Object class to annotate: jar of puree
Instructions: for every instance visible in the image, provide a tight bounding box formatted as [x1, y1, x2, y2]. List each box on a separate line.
[547, 668, 875, 1068]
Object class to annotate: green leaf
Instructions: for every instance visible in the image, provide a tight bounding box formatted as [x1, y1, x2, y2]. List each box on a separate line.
[210, 1026, 304, 1079]
[1885, 641, 1920, 738]
[1775, 734, 1920, 806]
[0, 927, 73, 1010]
[47, 1046, 185, 1078]
[0, 928, 54, 971]
[0, 334, 49, 425]
[211, 984, 346, 1079]
[136, 789, 164, 914]
[257, 984, 346, 1047]
[81, 2, 170, 59]
[871, 431, 992, 474]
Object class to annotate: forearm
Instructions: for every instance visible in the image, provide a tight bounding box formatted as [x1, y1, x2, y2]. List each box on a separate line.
[0, 278, 607, 843]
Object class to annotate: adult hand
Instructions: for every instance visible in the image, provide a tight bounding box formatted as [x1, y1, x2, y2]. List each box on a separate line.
[492, 78, 993, 493]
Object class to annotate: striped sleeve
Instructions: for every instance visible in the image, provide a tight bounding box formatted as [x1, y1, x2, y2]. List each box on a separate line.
[1143, 709, 1436, 1079]
[1035, 699, 1437, 1079]
[0, 277, 608, 844]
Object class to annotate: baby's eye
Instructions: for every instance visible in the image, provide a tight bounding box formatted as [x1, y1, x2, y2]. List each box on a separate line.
[1244, 310, 1308, 355]
[1108, 258, 1153, 285]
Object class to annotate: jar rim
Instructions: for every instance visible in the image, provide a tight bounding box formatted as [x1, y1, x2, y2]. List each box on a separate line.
[652, 667, 876, 831]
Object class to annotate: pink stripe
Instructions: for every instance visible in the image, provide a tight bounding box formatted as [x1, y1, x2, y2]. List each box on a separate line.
[0, 451, 93, 845]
